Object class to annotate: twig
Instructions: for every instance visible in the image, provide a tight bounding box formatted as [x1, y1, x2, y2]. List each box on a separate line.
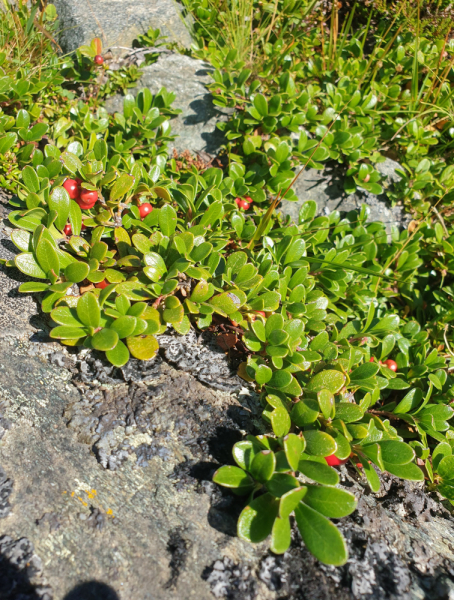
[432, 205, 449, 237]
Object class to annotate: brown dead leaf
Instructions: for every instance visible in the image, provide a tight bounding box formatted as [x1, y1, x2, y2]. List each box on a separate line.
[216, 333, 237, 351]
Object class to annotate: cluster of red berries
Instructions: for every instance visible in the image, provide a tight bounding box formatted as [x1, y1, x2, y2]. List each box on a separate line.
[369, 356, 398, 372]
[235, 196, 253, 210]
[63, 178, 98, 210]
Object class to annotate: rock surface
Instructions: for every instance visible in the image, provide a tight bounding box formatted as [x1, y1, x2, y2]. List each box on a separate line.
[2, 189, 454, 599]
[280, 159, 409, 232]
[53, 0, 192, 54]
[104, 53, 230, 156]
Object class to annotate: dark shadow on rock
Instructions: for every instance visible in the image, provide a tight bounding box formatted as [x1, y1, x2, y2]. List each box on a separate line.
[63, 581, 119, 600]
[0, 535, 50, 600]
[206, 424, 243, 465]
[0, 555, 41, 599]
[1, 237, 18, 256]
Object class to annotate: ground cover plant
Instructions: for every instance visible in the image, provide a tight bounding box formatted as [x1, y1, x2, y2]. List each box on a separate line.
[1, 0, 454, 570]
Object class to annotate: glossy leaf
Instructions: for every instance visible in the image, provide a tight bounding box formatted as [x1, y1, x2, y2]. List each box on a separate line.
[294, 503, 348, 566]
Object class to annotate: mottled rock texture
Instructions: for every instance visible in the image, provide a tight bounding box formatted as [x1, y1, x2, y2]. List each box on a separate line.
[104, 53, 230, 155]
[53, 0, 192, 54]
[279, 159, 409, 233]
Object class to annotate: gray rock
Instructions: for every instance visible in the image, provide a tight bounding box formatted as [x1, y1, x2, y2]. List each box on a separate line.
[53, 0, 192, 54]
[280, 159, 409, 233]
[104, 53, 230, 155]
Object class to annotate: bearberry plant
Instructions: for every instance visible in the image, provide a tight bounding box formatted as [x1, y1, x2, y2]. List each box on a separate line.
[2, 0, 454, 569]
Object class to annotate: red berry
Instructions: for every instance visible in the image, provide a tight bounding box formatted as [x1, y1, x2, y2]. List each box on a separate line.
[95, 280, 109, 289]
[384, 359, 398, 372]
[325, 453, 348, 467]
[63, 223, 72, 236]
[245, 196, 253, 203]
[94, 55, 104, 65]
[369, 357, 375, 362]
[77, 198, 96, 210]
[81, 223, 87, 231]
[63, 179, 80, 200]
[235, 197, 242, 207]
[80, 189, 98, 204]
[255, 311, 266, 318]
[238, 200, 250, 210]
[139, 203, 153, 219]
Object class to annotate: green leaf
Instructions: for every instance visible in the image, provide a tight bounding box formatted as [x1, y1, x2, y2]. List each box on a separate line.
[110, 174, 134, 201]
[22, 166, 40, 193]
[269, 370, 292, 389]
[127, 334, 159, 360]
[386, 378, 410, 390]
[358, 456, 381, 492]
[49, 186, 71, 231]
[307, 370, 346, 394]
[110, 315, 137, 338]
[162, 296, 184, 323]
[303, 486, 357, 518]
[279, 487, 307, 518]
[283, 434, 303, 471]
[378, 440, 414, 465]
[253, 93, 268, 117]
[265, 473, 300, 497]
[50, 326, 87, 340]
[394, 388, 423, 414]
[256, 364, 272, 385]
[271, 406, 291, 437]
[159, 204, 177, 236]
[69, 200, 82, 236]
[210, 290, 245, 315]
[437, 455, 454, 480]
[60, 151, 82, 175]
[77, 292, 100, 328]
[199, 201, 223, 227]
[291, 399, 320, 427]
[304, 430, 337, 456]
[334, 403, 363, 423]
[250, 450, 276, 483]
[298, 460, 339, 486]
[15, 253, 47, 279]
[65, 261, 89, 283]
[252, 319, 266, 342]
[318, 389, 334, 420]
[91, 328, 119, 351]
[294, 503, 348, 566]
[19, 282, 49, 293]
[238, 493, 279, 543]
[106, 339, 130, 367]
[0, 132, 17, 154]
[233, 441, 260, 471]
[51, 306, 84, 327]
[350, 363, 379, 380]
[190, 280, 214, 302]
[268, 329, 289, 346]
[383, 461, 424, 481]
[270, 516, 291, 554]
[213, 465, 255, 494]
[11, 229, 32, 252]
[36, 239, 59, 276]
